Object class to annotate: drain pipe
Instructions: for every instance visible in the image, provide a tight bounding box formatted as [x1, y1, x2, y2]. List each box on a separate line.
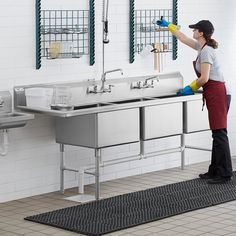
[0, 129, 9, 156]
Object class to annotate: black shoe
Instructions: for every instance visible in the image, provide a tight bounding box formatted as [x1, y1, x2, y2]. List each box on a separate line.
[207, 176, 231, 184]
[199, 172, 213, 179]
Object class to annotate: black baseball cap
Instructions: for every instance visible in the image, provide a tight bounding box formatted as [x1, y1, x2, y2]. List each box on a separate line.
[189, 20, 214, 35]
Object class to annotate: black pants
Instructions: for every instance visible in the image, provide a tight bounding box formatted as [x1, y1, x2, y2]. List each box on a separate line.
[208, 128, 232, 177]
[208, 95, 232, 178]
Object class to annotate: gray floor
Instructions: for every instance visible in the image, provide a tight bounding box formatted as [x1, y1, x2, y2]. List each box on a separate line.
[1, 159, 236, 236]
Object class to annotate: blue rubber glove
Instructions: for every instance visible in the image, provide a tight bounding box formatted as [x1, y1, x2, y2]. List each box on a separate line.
[156, 19, 170, 27]
[178, 85, 194, 96]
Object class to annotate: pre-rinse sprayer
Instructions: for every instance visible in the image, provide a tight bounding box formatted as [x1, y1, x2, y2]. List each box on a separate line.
[87, 0, 124, 94]
[102, 0, 109, 44]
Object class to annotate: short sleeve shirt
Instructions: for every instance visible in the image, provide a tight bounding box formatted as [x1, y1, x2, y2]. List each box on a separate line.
[195, 42, 224, 82]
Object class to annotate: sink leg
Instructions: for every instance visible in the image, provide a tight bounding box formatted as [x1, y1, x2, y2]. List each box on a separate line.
[95, 148, 101, 201]
[60, 143, 65, 193]
[140, 140, 145, 159]
[181, 134, 185, 170]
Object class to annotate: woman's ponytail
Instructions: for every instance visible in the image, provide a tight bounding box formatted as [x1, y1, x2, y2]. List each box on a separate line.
[204, 34, 218, 49]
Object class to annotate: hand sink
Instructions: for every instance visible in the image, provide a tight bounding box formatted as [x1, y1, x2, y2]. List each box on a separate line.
[0, 112, 34, 129]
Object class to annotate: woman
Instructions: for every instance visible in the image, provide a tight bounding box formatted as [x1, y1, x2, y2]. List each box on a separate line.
[157, 19, 232, 184]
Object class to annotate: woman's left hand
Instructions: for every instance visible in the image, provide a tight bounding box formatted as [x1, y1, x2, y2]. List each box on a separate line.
[178, 85, 194, 96]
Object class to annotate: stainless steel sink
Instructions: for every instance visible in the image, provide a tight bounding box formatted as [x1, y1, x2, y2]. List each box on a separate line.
[55, 108, 140, 148]
[154, 94, 180, 99]
[141, 102, 183, 140]
[0, 91, 34, 130]
[111, 97, 155, 104]
[183, 100, 209, 133]
[0, 112, 34, 129]
[74, 102, 113, 110]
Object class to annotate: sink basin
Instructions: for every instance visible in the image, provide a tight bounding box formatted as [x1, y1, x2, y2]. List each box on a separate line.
[74, 102, 112, 110]
[112, 97, 155, 104]
[155, 94, 180, 99]
[56, 108, 140, 148]
[0, 112, 34, 129]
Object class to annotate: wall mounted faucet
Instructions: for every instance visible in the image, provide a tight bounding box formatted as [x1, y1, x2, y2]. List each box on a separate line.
[101, 68, 123, 91]
[131, 75, 159, 89]
[87, 1, 124, 94]
[87, 68, 123, 94]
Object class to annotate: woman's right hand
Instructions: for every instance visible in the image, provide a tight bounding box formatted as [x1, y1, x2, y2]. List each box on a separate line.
[156, 19, 170, 27]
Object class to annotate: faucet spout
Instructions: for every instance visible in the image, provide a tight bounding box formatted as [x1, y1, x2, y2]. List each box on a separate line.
[104, 68, 123, 78]
[101, 68, 123, 84]
[100, 68, 123, 92]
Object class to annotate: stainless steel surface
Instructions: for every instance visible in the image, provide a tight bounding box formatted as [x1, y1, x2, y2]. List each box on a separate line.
[141, 102, 183, 140]
[13, 72, 209, 201]
[0, 112, 34, 129]
[14, 72, 184, 113]
[60, 144, 65, 193]
[181, 133, 185, 170]
[183, 99, 209, 133]
[95, 149, 101, 201]
[14, 94, 203, 118]
[185, 145, 211, 152]
[0, 91, 34, 130]
[51, 104, 74, 111]
[55, 108, 140, 148]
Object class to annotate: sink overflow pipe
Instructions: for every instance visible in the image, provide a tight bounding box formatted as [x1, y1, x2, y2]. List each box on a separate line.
[0, 129, 9, 156]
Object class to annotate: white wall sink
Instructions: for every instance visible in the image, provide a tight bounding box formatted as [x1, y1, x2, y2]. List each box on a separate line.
[0, 112, 34, 129]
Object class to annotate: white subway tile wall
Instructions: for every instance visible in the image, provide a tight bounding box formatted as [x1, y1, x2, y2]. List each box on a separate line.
[0, 0, 236, 202]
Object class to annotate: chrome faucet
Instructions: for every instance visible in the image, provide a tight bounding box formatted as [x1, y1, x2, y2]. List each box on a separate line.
[101, 68, 123, 90]
[87, 68, 123, 94]
[144, 75, 159, 84]
[0, 96, 4, 107]
[131, 75, 159, 89]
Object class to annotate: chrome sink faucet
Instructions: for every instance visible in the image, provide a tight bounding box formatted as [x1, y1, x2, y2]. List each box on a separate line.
[131, 75, 159, 89]
[144, 75, 159, 84]
[87, 68, 123, 94]
[100, 68, 123, 91]
[0, 96, 4, 107]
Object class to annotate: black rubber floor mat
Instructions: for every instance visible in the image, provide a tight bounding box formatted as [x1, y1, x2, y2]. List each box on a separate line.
[25, 172, 236, 236]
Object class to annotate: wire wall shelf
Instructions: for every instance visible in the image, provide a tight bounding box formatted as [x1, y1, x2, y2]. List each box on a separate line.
[129, 0, 178, 63]
[135, 9, 173, 54]
[41, 10, 89, 59]
[35, 0, 95, 69]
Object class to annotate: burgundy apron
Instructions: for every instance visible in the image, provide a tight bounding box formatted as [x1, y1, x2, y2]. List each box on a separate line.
[193, 55, 228, 130]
